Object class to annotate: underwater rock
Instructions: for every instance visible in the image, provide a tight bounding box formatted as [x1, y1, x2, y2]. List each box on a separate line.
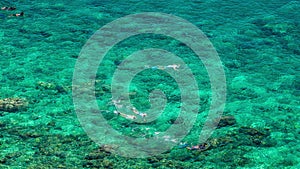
[237, 126, 275, 147]
[0, 98, 28, 112]
[36, 81, 68, 93]
[238, 126, 269, 136]
[217, 115, 236, 128]
[84, 145, 118, 168]
[209, 136, 234, 148]
[36, 81, 57, 90]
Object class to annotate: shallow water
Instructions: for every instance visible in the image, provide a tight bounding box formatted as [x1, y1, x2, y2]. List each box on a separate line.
[0, 0, 299, 168]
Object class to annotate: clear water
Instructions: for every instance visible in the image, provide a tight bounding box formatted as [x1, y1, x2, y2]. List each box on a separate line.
[0, 0, 299, 168]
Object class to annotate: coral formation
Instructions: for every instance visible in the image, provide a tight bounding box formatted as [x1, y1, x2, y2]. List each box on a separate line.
[0, 98, 28, 112]
[36, 81, 68, 93]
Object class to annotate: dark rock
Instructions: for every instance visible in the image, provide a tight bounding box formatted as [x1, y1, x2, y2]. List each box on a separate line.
[217, 115, 236, 128]
[239, 126, 269, 137]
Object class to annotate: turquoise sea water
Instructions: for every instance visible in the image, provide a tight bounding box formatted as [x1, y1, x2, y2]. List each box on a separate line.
[0, 0, 299, 168]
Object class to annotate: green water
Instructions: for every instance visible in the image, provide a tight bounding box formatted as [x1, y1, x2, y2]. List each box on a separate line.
[0, 0, 299, 168]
